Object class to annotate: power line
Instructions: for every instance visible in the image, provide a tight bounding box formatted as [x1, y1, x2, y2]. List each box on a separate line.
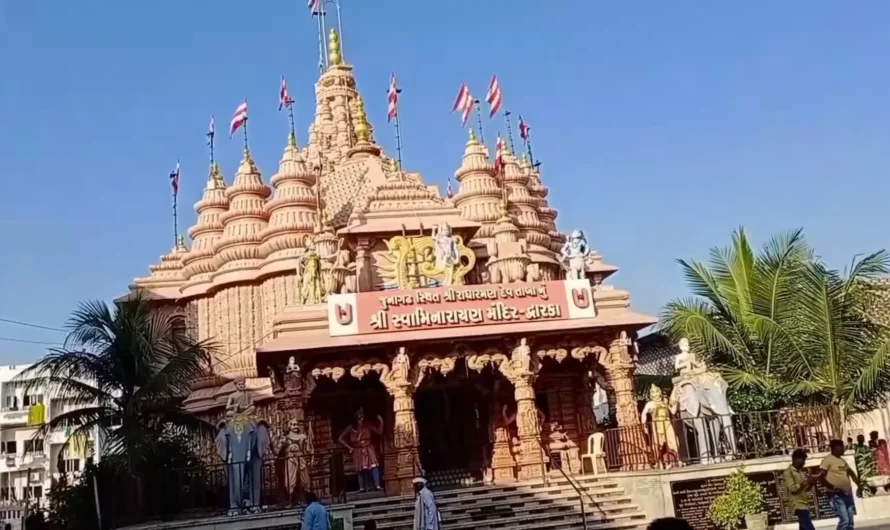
[0, 318, 66, 333]
[0, 337, 63, 346]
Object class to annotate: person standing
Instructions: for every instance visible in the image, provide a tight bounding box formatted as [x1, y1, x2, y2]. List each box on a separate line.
[784, 449, 815, 530]
[413, 478, 440, 530]
[301, 492, 330, 530]
[818, 439, 876, 530]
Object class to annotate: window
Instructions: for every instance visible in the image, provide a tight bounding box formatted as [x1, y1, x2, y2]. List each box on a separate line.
[23, 394, 43, 407]
[23, 439, 44, 454]
[0, 441, 17, 455]
[25, 485, 42, 500]
[62, 459, 81, 473]
[3, 395, 18, 411]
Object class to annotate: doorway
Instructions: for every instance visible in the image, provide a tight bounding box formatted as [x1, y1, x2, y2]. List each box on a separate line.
[414, 384, 488, 476]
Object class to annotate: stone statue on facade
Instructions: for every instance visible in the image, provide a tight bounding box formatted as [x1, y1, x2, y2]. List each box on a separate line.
[391, 347, 411, 384]
[277, 418, 312, 505]
[432, 222, 460, 286]
[640, 384, 678, 468]
[511, 338, 532, 374]
[668, 338, 736, 464]
[298, 244, 325, 305]
[225, 376, 256, 418]
[560, 229, 590, 280]
[284, 357, 304, 395]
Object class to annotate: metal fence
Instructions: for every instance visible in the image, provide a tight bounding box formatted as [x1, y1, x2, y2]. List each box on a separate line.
[602, 406, 839, 471]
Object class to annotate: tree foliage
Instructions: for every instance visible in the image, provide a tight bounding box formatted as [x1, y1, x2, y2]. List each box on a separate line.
[18, 294, 218, 467]
[661, 228, 890, 417]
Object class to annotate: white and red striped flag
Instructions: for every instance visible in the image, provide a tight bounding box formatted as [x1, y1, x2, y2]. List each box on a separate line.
[279, 76, 293, 111]
[446, 177, 454, 199]
[486, 75, 502, 118]
[493, 134, 505, 175]
[207, 115, 215, 145]
[387, 73, 400, 123]
[451, 82, 474, 127]
[230, 100, 248, 137]
[308, 0, 320, 14]
[519, 115, 529, 142]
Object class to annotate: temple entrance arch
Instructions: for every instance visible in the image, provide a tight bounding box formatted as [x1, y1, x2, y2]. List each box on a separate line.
[414, 359, 489, 483]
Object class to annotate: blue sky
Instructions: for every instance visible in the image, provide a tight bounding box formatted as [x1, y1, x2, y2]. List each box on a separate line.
[1, 1, 888, 363]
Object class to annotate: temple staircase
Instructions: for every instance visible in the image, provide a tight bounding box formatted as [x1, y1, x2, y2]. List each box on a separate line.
[349, 473, 648, 530]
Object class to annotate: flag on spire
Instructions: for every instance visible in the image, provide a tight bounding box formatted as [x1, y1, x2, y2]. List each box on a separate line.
[447, 177, 454, 199]
[230, 100, 248, 137]
[308, 0, 320, 14]
[387, 73, 400, 123]
[452, 83, 474, 127]
[207, 115, 215, 145]
[493, 134, 504, 176]
[169, 160, 180, 195]
[486, 75, 502, 118]
[279, 76, 294, 111]
[518, 115, 529, 141]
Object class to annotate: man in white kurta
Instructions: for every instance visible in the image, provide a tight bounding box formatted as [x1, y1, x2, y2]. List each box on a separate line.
[412, 478, 440, 530]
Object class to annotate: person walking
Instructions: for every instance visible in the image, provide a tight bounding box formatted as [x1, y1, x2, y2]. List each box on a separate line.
[301, 491, 330, 530]
[818, 439, 876, 530]
[784, 449, 815, 530]
[413, 477, 440, 530]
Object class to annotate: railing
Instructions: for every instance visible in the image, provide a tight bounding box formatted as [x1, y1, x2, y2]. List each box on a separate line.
[601, 406, 838, 472]
[538, 438, 588, 530]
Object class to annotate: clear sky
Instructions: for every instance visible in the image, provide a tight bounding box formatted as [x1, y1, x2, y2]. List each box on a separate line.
[1, 1, 888, 364]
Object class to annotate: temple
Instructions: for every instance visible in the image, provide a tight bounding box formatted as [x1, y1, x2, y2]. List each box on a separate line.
[128, 28, 655, 498]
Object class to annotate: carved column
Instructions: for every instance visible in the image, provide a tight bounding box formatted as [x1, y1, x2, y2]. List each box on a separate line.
[489, 384, 517, 483]
[354, 236, 374, 292]
[499, 339, 544, 481]
[604, 331, 648, 470]
[379, 350, 419, 496]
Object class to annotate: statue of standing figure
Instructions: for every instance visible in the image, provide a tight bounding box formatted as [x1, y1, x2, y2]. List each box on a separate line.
[641, 384, 679, 468]
[298, 244, 325, 305]
[560, 229, 590, 280]
[432, 223, 460, 285]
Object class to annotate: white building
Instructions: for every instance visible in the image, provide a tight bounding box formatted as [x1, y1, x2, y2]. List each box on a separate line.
[0, 363, 100, 527]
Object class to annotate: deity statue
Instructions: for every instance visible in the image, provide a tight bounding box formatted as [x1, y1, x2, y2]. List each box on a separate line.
[640, 385, 678, 467]
[432, 222, 460, 286]
[560, 229, 590, 280]
[391, 347, 411, 383]
[298, 244, 325, 305]
[268, 365, 283, 394]
[225, 376, 256, 418]
[512, 338, 532, 373]
[277, 419, 312, 505]
[674, 338, 705, 377]
[338, 408, 384, 492]
[284, 357, 304, 395]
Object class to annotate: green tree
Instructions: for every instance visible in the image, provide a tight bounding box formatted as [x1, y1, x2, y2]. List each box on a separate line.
[19, 295, 217, 467]
[661, 228, 890, 419]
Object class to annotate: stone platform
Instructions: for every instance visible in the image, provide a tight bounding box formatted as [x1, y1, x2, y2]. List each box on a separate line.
[125, 473, 648, 530]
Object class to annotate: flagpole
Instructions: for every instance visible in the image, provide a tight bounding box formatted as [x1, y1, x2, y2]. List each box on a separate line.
[328, 0, 345, 63]
[242, 106, 250, 156]
[394, 95, 404, 172]
[525, 128, 536, 168]
[319, 2, 329, 68]
[504, 110, 516, 154]
[473, 99, 485, 143]
[313, 2, 327, 71]
[172, 160, 179, 247]
[287, 103, 297, 144]
[208, 118, 215, 168]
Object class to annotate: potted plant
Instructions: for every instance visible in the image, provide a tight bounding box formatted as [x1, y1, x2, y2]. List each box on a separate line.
[708, 467, 766, 530]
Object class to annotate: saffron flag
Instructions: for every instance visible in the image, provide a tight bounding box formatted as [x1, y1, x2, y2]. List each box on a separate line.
[451, 82, 474, 127]
[279, 76, 293, 111]
[493, 134, 504, 175]
[486, 75, 502, 118]
[387, 73, 399, 123]
[230, 100, 248, 137]
[308, 0, 320, 14]
[169, 161, 180, 195]
[447, 176, 454, 199]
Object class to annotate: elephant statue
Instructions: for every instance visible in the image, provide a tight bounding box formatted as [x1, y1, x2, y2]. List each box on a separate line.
[669, 374, 736, 464]
[215, 415, 274, 516]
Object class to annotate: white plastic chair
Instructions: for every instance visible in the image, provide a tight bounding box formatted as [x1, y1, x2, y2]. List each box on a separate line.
[581, 432, 605, 475]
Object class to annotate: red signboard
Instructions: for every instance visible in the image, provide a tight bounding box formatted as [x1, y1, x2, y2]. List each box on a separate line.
[327, 280, 596, 337]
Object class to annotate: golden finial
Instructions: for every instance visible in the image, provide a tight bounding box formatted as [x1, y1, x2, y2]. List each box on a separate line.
[354, 96, 370, 143]
[503, 141, 512, 157]
[175, 234, 186, 250]
[467, 128, 478, 146]
[328, 28, 342, 67]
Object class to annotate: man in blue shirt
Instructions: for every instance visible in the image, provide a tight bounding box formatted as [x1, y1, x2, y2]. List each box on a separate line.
[301, 491, 330, 530]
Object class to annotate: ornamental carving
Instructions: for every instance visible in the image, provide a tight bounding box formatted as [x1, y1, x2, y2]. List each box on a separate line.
[377, 231, 475, 290]
[310, 365, 345, 382]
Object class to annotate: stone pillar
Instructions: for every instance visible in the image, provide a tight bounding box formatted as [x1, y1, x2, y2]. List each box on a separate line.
[498, 338, 544, 481]
[605, 363, 638, 427]
[381, 350, 419, 496]
[355, 236, 374, 292]
[489, 394, 517, 483]
[604, 331, 648, 470]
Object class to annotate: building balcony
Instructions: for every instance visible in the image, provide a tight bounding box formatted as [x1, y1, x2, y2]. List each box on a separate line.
[0, 409, 28, 427]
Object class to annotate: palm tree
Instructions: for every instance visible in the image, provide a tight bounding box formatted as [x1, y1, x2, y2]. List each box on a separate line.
[660, 227, 890, 420]
[19, 295, 217, 468]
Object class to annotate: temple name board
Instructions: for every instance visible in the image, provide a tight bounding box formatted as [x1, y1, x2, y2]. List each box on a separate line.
[327, 279, 596, 337]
